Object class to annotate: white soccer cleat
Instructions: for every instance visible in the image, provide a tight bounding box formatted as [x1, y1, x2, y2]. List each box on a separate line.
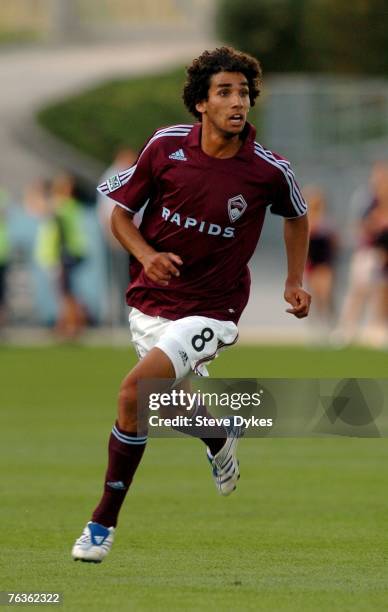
[71, 521, 115, 563]
[207, 421, 244, 496]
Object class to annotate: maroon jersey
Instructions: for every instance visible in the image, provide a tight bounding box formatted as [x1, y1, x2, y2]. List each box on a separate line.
[97, 122, 307, 324]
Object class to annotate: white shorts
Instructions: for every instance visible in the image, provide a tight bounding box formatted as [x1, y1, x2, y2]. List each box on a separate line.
[128, 307, 238, 380]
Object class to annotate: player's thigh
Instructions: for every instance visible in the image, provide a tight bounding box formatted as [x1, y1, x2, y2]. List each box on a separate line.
[122, 347, 175, 388]
[156, 316, 238, 380]
[128, 307, 171, 359]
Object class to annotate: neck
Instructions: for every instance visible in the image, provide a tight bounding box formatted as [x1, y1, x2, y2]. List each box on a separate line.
[200, 120, 244, 159]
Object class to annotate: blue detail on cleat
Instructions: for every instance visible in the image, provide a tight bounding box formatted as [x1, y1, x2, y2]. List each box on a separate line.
[71, 521, 115, 563]
[89, 522, 110, 546]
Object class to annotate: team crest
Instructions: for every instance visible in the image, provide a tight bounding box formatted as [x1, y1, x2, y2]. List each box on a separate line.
[228, 195, 247, 222]
[107, 174, 122, 192]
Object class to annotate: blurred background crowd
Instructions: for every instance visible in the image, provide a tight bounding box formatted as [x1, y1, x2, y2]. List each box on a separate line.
[0, 0, 387, 347]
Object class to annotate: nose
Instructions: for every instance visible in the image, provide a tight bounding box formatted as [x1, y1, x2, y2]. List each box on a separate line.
[231, 93, 244, 108]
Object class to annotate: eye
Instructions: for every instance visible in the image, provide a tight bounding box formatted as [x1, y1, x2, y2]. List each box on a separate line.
[219, 90, 229, 96]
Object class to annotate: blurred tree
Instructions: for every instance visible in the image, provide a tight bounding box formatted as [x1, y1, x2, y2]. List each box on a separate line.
[217, 0, 307, 73]
[305, 0, 388, 75]
[217, 0, 388, 75]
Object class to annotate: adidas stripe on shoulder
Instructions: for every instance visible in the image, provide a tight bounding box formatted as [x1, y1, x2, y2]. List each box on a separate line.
[97, 124, 192, 198]
[254, 142, 307, 216]
[139, 124, 192, 161]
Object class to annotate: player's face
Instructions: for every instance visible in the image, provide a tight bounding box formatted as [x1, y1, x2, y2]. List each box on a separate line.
[195, 71, 250, 137]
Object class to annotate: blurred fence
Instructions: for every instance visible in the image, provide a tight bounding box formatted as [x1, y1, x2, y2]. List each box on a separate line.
[263, 76, 388, 165]
[261, 75, 388, 227]
[0, 0, 216, 42]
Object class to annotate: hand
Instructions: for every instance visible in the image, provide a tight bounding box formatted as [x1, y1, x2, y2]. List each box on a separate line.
[142, 251, 183, 286]
[284, 283, 311, 319]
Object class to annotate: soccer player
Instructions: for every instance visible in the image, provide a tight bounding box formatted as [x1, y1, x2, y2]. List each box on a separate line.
[72, 46, 311, 562]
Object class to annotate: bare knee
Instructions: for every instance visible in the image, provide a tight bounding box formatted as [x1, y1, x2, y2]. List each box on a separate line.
[117, 376, 139, 431]
[118, 377, 137, 411]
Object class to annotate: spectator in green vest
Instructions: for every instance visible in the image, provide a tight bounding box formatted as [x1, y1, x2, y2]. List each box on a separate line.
[35, 174, 88, 338]
[52, 174, 88, 338]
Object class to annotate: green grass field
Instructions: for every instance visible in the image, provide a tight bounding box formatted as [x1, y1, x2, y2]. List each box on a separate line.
[1, 345, 388, 611]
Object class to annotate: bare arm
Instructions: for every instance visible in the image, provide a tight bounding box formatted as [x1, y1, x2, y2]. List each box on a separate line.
[111, 205, 182, 286]
[283, 214, 311, 318]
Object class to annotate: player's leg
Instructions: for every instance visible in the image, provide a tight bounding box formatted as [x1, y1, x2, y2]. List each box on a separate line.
[72, 347, 175, 563]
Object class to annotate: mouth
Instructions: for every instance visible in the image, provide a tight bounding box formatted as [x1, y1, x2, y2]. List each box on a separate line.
[228, 114, 245, 127]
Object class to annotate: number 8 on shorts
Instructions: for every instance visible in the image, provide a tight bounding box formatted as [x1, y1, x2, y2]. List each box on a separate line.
[191, 327, 215, 352]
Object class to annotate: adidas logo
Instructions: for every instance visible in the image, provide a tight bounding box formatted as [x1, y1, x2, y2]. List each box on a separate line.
[169, 148, 187, 161]
[178, 350, 188, 366]
[94, 535, 105, 544]
[106, 480, 126, 490]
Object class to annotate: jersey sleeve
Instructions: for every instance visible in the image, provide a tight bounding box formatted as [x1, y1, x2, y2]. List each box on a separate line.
[269, 158, 307, 218]
[96, 138, 155, 214]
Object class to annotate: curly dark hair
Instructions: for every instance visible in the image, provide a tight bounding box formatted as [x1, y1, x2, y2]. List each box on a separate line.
[183, 46, 262, 120]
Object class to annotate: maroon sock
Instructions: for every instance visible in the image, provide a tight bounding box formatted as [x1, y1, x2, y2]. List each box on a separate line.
[169, 401, 227, 456]
[200, 436, 226, 456]
[196, 403, 227, 455]
[92, 422, 147, 528]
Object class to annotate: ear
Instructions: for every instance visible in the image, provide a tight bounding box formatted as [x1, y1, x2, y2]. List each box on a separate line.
[195, 100, 207, 115]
